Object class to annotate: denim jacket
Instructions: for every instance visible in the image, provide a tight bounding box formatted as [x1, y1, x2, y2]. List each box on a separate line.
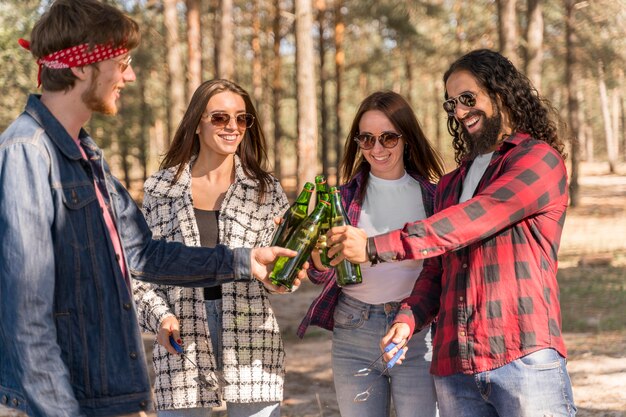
[0, 95, 251, 417]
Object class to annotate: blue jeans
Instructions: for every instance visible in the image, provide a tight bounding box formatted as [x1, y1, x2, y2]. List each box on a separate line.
[206, 299, 224, 370]
[434, 348, 576, 417]
[157, 300, 279, 417]
[332, 293, 438, 417]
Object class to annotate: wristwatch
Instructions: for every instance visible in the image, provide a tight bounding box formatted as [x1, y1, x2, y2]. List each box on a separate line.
[366, 237, 379, 265]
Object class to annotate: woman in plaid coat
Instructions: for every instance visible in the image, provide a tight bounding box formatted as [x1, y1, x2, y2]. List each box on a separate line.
[133, 79, 288, 417]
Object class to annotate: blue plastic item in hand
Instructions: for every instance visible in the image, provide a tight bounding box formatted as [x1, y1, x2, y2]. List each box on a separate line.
[384, 342, 405, 368]
[169, 335, 184, 354]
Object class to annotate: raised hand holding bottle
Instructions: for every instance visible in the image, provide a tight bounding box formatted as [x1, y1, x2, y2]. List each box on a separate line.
[329, 187, 362, 287]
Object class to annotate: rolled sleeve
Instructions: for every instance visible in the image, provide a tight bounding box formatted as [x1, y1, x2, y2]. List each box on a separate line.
[233, 247, 252, 281]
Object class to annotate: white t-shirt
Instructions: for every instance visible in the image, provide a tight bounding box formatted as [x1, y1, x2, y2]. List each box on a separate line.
[459, 152, 494, 203]
[343, 171, 427, 304]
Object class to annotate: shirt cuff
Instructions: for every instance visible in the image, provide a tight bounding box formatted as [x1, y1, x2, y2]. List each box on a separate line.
[233, 247, 252, 281]
[393, 307, 416, 335]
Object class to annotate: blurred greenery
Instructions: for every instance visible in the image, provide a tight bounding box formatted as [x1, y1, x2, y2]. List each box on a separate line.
[1, 0, 625, 187]
[559, 264, 626, 333]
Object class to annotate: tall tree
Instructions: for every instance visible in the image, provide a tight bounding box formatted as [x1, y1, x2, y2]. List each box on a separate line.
[577, 88, 592, 162]
[334, 0, 345, 175]
[211, 0, 220, 77]
[317, 0, 331, 179]
[598, 62, 618, 173]
[251, 0, 263, 108]
[453, 0, 467, 55]
[164, 0, 186, 144]
[497, 0, 519, 66]
[272, 0, 283, 178]
[565, 0, 581, 206]
[252, 0, 274, 169]
[525, 0, 544, 91]
[218, 0, 235, 79]
[295, 0, 319, 189]
[186, 0, 202, 98]
[620, 70, 626, 160]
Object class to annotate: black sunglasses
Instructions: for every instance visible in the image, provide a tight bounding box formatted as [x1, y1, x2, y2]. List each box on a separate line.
[353, 132, 402, 150]
[203, 112, 255, 129]
[443, 92, 477, 116]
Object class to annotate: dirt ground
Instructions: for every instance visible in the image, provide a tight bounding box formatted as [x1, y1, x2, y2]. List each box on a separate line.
[1, 162, 624, 417]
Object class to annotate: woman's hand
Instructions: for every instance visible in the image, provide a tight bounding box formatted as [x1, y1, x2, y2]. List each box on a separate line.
[157, 315, 182, 355]
[310, 243, 329, 271]
[380, 323, 411, 365]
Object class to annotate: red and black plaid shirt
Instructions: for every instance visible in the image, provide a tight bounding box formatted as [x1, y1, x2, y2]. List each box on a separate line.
[371, 133, 569, 376]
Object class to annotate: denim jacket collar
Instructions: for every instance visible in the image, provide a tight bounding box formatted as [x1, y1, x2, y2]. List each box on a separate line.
[24, 94, 93, 162]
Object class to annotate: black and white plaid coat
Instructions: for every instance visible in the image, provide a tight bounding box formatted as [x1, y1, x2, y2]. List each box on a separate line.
[133, 155, 289, 409]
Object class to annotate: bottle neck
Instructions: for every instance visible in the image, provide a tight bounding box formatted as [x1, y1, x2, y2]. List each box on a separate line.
[296, 189, 313, 205]
[310, 201, 330, 221]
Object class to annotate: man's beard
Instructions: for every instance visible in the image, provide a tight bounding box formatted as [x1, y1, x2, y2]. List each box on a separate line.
[461, 110, 502, 158]
[81, 72, 117, 116]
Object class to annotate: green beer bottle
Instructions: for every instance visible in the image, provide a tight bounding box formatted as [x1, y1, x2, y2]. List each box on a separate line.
[270, 200, 331, 290]
[329, 187, 362, 287]
[271, 182, 315, 247]
[314, 175, 331, 267]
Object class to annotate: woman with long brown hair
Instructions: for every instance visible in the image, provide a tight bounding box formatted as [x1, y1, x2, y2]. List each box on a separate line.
[298, 91, 444, 417]
[134, 79, 288, 417]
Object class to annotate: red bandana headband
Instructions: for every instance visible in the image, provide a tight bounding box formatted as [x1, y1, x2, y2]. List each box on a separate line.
[18, 38, 128, 87]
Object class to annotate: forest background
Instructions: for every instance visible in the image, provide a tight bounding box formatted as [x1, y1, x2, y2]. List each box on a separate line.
[0, 0, 625, 416]
[1, 0, 625, 197]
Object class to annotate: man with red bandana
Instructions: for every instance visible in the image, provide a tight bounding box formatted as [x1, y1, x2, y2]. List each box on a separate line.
[0, 1, 302, 416]
[327, 49, 577, 416]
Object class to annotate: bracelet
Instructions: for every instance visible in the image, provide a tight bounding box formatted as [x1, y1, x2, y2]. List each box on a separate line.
[366, 237, 379, 265]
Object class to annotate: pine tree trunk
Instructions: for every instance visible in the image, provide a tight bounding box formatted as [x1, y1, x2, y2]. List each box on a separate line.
[525, 0, 543, 91]
[272, 0, 283, 178]
[252, 0, 263, 107]
[566, 0, 580, 206]
[295, 0, 319, 190]
[611, 88, 621, 162]
[164, 0, 186, 144]
[186, 0, 202, 99]
[404, 42, 414, 105]
[577, 88, 591, 162]
[334, 0, 345, 177]
[138, 69, 149, 183]
[584, 78, 595, 162]
[598, 62, 617, 173]
[497, 0, 519, 66]
[218, 0, 234, 79]
[211, 0, 220, 77]
[317, 0, 330, 180]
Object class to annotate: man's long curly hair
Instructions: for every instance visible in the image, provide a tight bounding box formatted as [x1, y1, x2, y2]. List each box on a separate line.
[443, 49, 566, 164]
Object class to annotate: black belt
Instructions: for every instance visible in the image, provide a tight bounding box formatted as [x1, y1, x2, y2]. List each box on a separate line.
[203, 286, 222, 300]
